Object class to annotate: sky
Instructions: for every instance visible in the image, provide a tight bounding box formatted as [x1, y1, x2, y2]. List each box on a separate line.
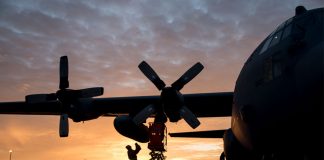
[0, 0, 323, 159]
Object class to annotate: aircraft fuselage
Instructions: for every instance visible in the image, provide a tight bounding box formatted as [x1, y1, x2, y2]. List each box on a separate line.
[231, 7, 323, 159]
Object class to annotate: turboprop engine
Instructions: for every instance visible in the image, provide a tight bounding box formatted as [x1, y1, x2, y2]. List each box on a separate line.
[114, 115, 149, 143]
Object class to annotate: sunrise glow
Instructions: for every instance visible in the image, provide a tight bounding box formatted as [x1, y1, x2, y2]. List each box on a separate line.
[0, 0, 323, 160]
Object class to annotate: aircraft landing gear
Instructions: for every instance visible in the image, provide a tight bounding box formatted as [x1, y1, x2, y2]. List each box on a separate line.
[220, 152, 225, 160]
[149, 150, 166, 160]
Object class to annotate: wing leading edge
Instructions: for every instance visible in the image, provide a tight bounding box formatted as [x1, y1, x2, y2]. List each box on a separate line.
[0, 101, 61, 115]
[94, 92, 233, 117]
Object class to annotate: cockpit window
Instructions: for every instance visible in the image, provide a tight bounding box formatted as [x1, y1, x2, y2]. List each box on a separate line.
[282, 23, 292, 40]
[275, 21, 285, 32]
[269, 30, 283, 47]
[259, 37, 272, 54]
[285, 17, 293, 26]
[257, 17, 294, 55]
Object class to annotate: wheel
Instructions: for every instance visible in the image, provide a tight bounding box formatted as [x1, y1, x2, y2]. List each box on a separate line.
[220, 152, 225, 160]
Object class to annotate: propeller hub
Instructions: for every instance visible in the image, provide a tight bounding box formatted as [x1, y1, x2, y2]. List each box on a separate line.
[161, 87, 184, 107]
[137, 61, 203, 127]
[56, 89, 76, 104]
[160, 87, 183, 122]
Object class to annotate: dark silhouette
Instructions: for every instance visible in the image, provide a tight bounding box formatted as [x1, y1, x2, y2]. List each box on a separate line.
[168, 6, 324, 160]
[220, 152, 225, 160]
[126, 143, 141, 160]
[0, 6, 323, 160]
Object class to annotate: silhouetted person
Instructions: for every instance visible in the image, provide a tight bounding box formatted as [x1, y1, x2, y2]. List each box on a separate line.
[126, 143, 141, 160]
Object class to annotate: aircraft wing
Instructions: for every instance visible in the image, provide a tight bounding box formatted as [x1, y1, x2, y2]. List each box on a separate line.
[169, 129, 227, 138]
[94, 92, 233, 117]
[0, 92, 233, 117]
[0, 101, 61, 115]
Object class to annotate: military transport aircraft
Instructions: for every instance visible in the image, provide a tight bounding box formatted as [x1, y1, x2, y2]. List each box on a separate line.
[169, 6, 323, 160]
[0, 5, 322, 160]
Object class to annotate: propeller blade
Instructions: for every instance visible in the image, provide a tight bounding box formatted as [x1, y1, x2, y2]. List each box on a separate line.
[59, 56, 69, 89]
[179, 106, 201, 129]
[133, 104, 156, 125]
[171, 62, 204, 91]
[138, 61, 166, 90]
[76, 87, 104, 98]
[25, 93, 57, 103]
[59, 114, 69, 137]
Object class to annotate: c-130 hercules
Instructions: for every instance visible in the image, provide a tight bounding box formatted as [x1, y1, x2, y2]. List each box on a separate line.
[170, 6, 324, 160]
[0, 5, 322, 160]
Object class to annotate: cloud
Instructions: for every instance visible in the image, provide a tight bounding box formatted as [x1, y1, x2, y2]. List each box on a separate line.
[0, 0, 323, 159]
[17, 83, 31, 93]
[1, 0, 322, 98]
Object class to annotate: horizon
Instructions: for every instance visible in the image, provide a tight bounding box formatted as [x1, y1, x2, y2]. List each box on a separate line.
[0, 0, 323, 159]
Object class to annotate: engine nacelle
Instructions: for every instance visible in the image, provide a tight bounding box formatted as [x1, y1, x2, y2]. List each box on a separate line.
[68, 98, 102, 122]
[223, 129, 258, 160]
[114, 115, 149, 143]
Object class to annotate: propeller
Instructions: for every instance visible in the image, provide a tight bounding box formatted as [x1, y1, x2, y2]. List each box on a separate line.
[171, 62, 204, 91]
[138, 61, 166, 90]
[133, 61, 203, 129]
[59, 56, 69, 90]
[25, 56, 104, 137]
